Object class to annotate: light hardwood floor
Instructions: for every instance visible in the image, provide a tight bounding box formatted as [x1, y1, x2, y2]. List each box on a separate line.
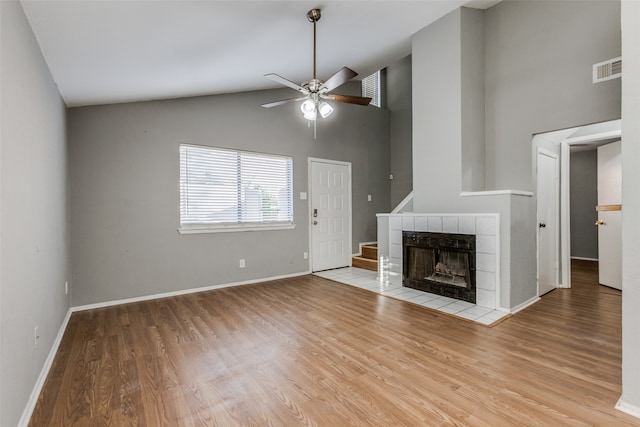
[29, 261, 640, 426]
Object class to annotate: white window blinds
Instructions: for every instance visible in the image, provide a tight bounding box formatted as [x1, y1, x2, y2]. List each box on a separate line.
[179, 144, 293, 230]
[361, 70, 380, 107]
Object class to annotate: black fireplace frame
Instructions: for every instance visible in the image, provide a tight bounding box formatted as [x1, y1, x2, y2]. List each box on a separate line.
[402, 231, 476, 303]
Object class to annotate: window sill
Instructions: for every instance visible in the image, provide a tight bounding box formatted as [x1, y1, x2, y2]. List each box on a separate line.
[178, 223, 296, 234]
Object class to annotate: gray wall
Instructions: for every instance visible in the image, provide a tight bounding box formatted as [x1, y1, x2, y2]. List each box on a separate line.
[621, 0, 640, 412]
[570, 149, 598, 259]
[411, 7, 525, 309]
[411, 2, 620, 309]
[412, 8, 463, 206]
[386, 55, 413, 208]
[461, 8, 486, 192]
[485, 0, 621, 191]
[69, 85, 390, 306]
[0, 2, 70, 426]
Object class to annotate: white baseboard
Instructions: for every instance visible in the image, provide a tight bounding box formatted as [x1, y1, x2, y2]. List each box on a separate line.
[71, 271, 311, 313]
[616, 396, 640, 419]
[19, 270, 312, 425]
[571, 256, 599, 262]
[18, 307, 73, 427]
[510, 296, 541, 314]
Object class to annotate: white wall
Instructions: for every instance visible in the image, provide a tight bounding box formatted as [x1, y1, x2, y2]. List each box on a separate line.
[0, 2, 69, 425]
[620, 0, 640, 417]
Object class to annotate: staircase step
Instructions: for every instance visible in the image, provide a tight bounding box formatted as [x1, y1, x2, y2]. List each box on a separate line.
[361, 244, 378, 261]
[352, 255, 378, 272]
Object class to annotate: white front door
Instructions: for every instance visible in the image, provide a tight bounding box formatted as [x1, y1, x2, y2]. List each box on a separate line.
[309, 159, 352, 272]
[597, 141, 622, 290]
[537, 149, 559, 296]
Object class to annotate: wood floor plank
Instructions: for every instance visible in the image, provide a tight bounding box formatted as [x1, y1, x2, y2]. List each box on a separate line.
[29, 262, 640, 426]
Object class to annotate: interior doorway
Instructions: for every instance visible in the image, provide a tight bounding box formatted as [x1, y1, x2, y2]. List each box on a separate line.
[533, 119, 621, 289]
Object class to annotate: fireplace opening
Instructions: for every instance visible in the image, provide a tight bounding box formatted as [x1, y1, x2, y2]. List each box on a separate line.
[403, 232, 476, 303]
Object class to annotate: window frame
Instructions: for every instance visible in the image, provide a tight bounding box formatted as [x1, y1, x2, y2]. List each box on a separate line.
[178, 143, 295, 234]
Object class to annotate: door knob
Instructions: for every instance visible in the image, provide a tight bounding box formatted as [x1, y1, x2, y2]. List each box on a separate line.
[595, 220, 605, 226]
[313, 220, 318, 225]
[539, 223, 546, 228]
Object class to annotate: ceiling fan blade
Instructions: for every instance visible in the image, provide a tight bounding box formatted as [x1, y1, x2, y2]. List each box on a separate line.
[265, 73, 306, 92]
[327, 94, 372, 106]
[320, 67, 358, 92]
[261, 97, 307, 108]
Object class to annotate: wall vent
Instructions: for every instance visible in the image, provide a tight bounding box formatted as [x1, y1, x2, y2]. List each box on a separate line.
[593, 56, 622, 83]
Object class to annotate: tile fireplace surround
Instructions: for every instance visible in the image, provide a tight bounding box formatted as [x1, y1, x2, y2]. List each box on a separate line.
[381, 213, 501, 311]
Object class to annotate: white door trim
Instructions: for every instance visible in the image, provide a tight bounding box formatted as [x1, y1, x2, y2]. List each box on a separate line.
[536, 147, 560, 296]
[559, 126, 622, 288]
[559, 141, 572, 288]
[307, 157, 352, 272]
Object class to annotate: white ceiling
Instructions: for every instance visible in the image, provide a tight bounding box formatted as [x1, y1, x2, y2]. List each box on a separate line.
[20, 0, 498, 107]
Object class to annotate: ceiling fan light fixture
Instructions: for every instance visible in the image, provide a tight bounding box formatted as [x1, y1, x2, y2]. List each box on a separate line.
[300, 99, 317, 121]
[318, 101, 334, 118]
[261, 7, 372, 132]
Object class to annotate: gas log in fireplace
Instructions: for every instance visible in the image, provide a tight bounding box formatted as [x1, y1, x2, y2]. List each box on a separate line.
[403, 231, 476, 303]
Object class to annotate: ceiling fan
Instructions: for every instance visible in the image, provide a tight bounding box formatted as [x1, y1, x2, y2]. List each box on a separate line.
[261, 8, 372, 124]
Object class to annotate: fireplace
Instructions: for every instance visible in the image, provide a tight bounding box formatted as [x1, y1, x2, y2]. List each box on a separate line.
[403, 231, 476, 303]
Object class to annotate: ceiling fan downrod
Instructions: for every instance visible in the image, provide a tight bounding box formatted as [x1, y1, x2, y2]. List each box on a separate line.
[260, 7, 371, 131]
[307, 9, 321, 81]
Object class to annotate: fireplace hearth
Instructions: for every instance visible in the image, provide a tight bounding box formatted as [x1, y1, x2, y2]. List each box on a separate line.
[403, 231, 476, 303]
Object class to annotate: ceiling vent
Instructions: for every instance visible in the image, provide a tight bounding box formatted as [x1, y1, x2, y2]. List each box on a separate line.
[593, 56, 622, 83]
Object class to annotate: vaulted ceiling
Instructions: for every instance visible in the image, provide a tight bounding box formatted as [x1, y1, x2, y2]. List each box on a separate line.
[21, 0, 499, 107]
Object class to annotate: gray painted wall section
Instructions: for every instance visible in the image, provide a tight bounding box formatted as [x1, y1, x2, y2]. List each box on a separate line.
[412, 8, 463, 207]
[461, 8, 486, 192]
[410, 2, 621, 310]
[0, 2, 70, 425]
[69, 86, 390, 306]
[484, 0, 621, 191]
[411, 7, 533, 309]
[570, 150, 598, 259]
[621, 0, 640, 414]
[386, 55, 413, 208]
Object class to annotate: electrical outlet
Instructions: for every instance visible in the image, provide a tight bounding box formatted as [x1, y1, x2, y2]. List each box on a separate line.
[34, 326, 40, 348]
[239, 259, 245, 268]
[65, 281, 69, 295]
[303, 252, 308, 259]
[368, 194, 372, 202]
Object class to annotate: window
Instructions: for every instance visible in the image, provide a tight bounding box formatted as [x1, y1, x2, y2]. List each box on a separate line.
[362, 70, 381, 107]
[179, 144, 294, 233]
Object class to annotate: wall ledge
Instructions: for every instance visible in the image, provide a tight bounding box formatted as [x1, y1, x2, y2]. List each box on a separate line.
[377, 212, 500, 217]
[460, 190, 533, 197]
